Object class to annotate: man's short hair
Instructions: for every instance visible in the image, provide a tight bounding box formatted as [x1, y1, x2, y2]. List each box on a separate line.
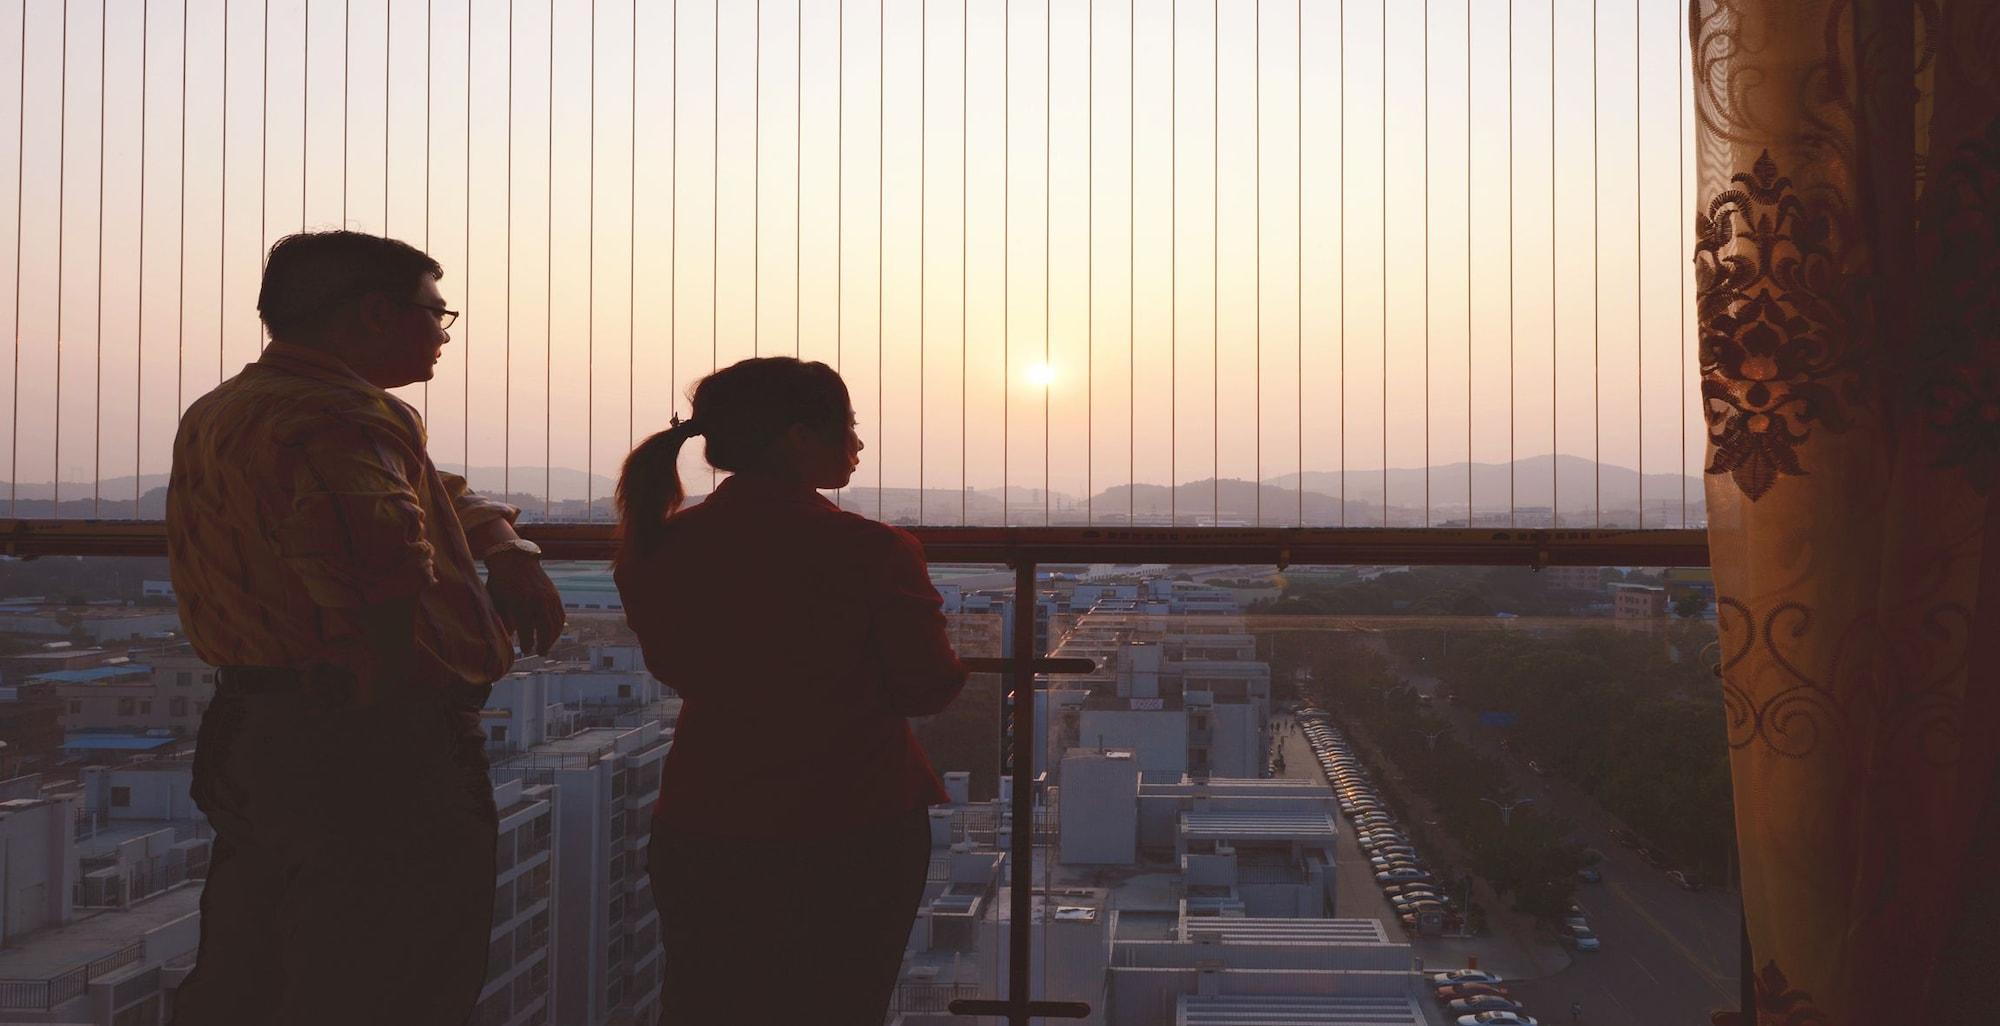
[257, 231, 444, 342]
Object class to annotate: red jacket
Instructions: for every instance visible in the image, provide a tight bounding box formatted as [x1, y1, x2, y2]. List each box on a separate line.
[614, 472, 969, 839]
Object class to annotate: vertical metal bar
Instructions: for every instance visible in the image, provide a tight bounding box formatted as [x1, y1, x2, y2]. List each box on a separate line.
[504, 0, 512, 496]
[1592, 0, 1598, 526]
[93, 0, 105, 516]
[302, 0, 309, 232]
[1210, 0, 1216, 528]
[1168, 0, 1174, 526]
[630, 0, 637, 455]
[710, 0, 719, 499]
[545, 0, 553, 516]
[1633, 0, 1639, 527]
[1464, 0, 1470, 524]
[836, 0, 842, 505]
[53, 0, 66, 511]
[754, 0, 760, 358]
[671, 0, 679, 428]
[219, 0, 228, 393]
[1127, 0, 1133, 526]
[1042, 0, 1049, 527]
[1085, 0, 1091, 527]
[137, 0, 151, 502]
[1255, 0, 1262, 527]
[385, 0, 392, 236]
[878, 0, 884, 521]
[1295, 0, 1301, 527]
[1336, 0, 1343, 526]
[1505, 0, 1513, 527]
[1678, 0, 1686, 528]
[920, 0, 927, 524]
[1001, 0, 1007, 526]
[1420, 0, 1427, 526]
[1378, 0, 1385, 527]
[463, 0, 470, 473]
[422, 0, 430, 417]
[1548, 0, 1554, 525]
[961, 0, 966, 524]
[180, 0, 187, 422]
[1007, 556, 1038, 1026]
[341, 0, 348, 224]
[422, 0, 430, 416]
[587, 0, 597, 516]
[795, 0, 802, 359]
[10, 0, 25, 515]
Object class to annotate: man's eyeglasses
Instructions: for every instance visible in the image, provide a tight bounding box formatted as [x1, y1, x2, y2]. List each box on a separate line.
[403, 300, 459, 330]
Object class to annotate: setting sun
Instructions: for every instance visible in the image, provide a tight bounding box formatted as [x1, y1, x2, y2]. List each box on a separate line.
[1026, 363, 1058, 389]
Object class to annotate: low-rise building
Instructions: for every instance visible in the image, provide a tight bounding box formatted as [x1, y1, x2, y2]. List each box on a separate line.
[1611, 583, 1669, 619]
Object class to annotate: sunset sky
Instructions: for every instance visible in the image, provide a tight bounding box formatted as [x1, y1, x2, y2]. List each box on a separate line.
[0, 0, 1699, 522]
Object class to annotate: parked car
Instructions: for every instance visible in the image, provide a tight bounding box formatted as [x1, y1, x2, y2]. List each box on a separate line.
[1449, 996, 1523, 1015]
[1562, 925, 1602, 951]
[1381, 882, 1437, 898]
[1377, 868, 1434, 884]
[1430, 970, 1504, 988]
[1667, 870, 1703, 891]
[1434, 983, 1510, 1004]
[1456, 1013, 1538, 1026]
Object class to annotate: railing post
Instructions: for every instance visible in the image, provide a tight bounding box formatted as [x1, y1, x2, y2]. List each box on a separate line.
[948, 559, 1092, 1024]
[1007, 558, 1035, 1026]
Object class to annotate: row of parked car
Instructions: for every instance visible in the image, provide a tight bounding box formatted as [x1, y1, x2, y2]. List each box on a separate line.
[1428, 970, 1539, 1026]
[1297, 715, 1465, 936]
[1300, 714, 1546, 1026]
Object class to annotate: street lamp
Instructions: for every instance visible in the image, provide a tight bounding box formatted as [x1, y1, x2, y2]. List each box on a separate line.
[1480, 796, 1535, 827]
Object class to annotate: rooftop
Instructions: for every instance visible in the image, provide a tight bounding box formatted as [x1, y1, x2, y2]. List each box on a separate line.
[63, 733, 179, 752]
[30, 666, 152, 684]
[1180, 810, 1340, 844]
[1178, 994, 1422, 1026]
[0, 885, 201, 980]
[1181, 918, 1390, 945]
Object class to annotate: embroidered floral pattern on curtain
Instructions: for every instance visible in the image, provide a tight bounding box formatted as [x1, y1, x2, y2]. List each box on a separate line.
[1692, 0, 2000, 1022]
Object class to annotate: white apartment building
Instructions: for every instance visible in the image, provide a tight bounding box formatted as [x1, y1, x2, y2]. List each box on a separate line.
[1044, 629, 1272, 783]
[488, 721, 669, 1026]
[481, 650, 665, 753]
[475, 776, 558, 1026]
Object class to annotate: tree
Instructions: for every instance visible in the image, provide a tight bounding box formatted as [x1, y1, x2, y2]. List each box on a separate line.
[1673, 591, 1707, 618]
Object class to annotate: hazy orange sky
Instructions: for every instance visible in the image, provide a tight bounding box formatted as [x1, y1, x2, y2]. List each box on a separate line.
[0, 0, 1699, 520]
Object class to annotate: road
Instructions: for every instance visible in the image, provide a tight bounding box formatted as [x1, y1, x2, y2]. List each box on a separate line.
[1385, 650, 1742, 1026]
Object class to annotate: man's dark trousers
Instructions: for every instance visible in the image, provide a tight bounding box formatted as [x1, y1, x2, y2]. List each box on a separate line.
[171, 673, 499, 1026]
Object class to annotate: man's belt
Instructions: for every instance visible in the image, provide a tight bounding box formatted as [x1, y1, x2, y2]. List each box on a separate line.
[213, 664, 354, 696]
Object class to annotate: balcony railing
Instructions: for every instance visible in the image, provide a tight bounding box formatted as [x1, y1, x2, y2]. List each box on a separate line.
[0, 940, 145, 1011]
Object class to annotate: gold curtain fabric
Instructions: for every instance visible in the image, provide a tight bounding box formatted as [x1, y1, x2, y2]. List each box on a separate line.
[1692, 0, 1999, 1022]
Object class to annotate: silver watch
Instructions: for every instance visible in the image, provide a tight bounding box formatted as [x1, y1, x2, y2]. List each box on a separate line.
[480, 537, 544, 561]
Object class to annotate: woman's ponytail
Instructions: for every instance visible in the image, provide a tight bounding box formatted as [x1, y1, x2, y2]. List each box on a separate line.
[614, 416, 701, 569]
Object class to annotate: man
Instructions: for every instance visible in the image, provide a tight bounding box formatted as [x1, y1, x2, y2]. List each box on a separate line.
[165, 231, 565, 1025]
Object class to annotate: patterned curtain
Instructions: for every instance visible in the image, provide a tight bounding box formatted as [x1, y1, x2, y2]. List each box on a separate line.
[1692, 1, 1999, 1022]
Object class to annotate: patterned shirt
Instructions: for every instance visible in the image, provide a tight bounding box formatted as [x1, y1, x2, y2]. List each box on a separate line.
[166, 341, 520, 694]
[616, 472, 969, 839]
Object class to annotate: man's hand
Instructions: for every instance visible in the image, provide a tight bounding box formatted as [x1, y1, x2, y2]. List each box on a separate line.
[486, 551, 566, 656]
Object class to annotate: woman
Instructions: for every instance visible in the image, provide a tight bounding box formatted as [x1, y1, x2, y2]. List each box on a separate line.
[613, 357, 969, 1026]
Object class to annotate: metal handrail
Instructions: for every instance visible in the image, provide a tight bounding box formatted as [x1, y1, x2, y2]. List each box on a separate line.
[0, 520, 1709, 568]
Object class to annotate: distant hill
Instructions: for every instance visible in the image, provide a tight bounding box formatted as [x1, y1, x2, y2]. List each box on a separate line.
[0, 454, 1704, 528]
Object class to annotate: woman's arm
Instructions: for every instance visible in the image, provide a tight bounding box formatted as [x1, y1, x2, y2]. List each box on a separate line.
[868, 529, 970, 717]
